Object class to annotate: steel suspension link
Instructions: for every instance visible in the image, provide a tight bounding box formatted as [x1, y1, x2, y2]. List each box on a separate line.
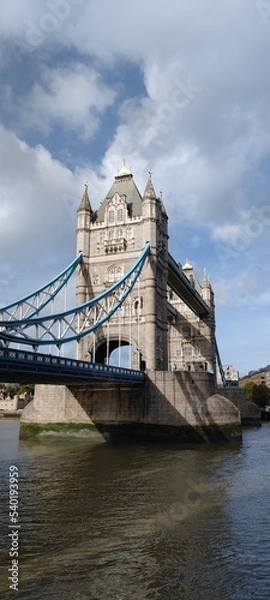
[0, 244, 150, 347]
[0, 253, 83, 322]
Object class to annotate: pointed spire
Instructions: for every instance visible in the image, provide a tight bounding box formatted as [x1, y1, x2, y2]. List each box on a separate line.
[182, 260, 193, 271]
[158, 187, 167, 215]
[203, 268, 211, 287]
[78, 182, 92, 213]
[143, 169, 157, 200]
[116, 159, 132, 179]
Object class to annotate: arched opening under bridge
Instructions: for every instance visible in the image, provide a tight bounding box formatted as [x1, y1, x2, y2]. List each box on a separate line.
[92, 339, 145, 370]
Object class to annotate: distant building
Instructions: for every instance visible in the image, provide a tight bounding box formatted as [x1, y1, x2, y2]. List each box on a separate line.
[239, 371, 266, 388]
[224, 364, 239, 382]
[0, 396, 18, 412]
[265, 371, 270, 388]
[0, 392, 33, 413]
[217, 364, 239, 386]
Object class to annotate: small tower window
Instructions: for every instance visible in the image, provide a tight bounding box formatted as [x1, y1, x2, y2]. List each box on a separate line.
[108, 265, 124, 282]
[134, 296, 143, 316]
[117, 228, 125, 239]
[182, 325, 191, 338]
[108, 210, 115, 224]
[117, 208, 124, 222]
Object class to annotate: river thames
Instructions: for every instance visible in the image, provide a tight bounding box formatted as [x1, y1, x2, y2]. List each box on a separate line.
[0, 419, 269, 599]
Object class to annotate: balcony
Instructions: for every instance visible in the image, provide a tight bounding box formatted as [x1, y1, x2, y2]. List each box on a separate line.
[104, 237, 127, 253]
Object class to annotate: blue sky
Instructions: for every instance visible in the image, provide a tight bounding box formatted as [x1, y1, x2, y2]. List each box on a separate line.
[1, 0, 270, 376]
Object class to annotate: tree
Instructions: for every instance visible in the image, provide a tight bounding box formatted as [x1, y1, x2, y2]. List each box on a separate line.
[17, 384, 34, 396]
[3, 384, 20, 398]
[244, 382, 270, 408]
[244, 382, 257, 402]
[0, 383, 34, 398]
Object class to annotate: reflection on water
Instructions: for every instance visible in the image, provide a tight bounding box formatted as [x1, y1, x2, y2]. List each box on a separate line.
[0, 420, 269, 599]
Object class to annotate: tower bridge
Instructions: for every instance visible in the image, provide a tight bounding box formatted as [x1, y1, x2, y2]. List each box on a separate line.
[0, 163, 253, 440]
[76, 163, 216, 375]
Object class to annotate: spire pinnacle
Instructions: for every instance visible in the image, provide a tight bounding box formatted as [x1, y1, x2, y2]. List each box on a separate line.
[116, 159, 132, 178]
[78, 181, 92, 213]
[203, 269, 211, 287]
[143, 169, 157, 200]
[182, 260, 193, 271]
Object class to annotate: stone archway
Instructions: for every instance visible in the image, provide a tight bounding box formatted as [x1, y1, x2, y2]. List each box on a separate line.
[95, 339, 129, 364]
[92, 337, 145, 370]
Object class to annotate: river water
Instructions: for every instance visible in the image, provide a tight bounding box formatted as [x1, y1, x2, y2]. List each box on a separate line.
[0, 419, 269, 600]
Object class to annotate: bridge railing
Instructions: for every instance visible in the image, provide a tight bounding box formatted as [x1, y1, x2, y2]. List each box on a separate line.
[0, 347, 145, 383]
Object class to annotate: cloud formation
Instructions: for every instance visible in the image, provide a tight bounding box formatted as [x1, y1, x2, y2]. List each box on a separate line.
[19, 63, 116, 139]
[1, 0, 270, 372]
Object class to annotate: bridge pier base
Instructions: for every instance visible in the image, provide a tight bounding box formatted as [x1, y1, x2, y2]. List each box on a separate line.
[20, 371, 243, 442]
[20, 384, 105, 441]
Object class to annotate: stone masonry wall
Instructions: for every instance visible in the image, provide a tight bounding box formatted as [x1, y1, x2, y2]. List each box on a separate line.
[218, 387, 261, 425]
[21, 371, 240, 431]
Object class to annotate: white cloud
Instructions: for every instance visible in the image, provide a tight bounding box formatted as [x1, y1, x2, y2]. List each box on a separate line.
[213, 263, 270, 309]
[0, 125, 89, 305]
[19, 64, 116, 139]
[1, 0, 270, 371]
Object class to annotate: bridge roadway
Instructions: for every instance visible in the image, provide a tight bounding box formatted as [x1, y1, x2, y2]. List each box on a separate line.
[0, 348, 145, 385]
[168, 254, 210, 317]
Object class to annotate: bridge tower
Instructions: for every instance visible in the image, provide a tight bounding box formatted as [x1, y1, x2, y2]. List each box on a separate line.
[167, 264, 216, 378]
[76, 163, 169, 370]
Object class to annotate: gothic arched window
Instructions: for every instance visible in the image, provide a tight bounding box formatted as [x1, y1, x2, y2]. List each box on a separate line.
[108, 209, 115, 224]
[107, 265, 124, 283]
[133, 296, 143, 316]
[117, 208, 124, 222]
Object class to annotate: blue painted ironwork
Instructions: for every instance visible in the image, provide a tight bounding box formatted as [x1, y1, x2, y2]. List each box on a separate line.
[168, 253, 209, 317]
[0, 243, 150, 347]
[0, 347, 145, 384]
[0, 253, 82, 322]
[215, 337, 226, 387]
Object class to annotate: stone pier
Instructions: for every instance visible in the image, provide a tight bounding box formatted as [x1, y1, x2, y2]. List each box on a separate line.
[20, 371, 242, 442]
[216, 387, 261, 426]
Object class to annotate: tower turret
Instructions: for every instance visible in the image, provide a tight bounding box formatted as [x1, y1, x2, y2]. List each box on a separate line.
[75, 165, 169, 369]
[76, 183, 92, 308]
[142, 170, 158, 250]
[141, 170, 169, 369]
[201, 272, 216, 378]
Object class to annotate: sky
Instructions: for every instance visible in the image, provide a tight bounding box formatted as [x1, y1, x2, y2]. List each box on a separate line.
[1, 0, 270, 376]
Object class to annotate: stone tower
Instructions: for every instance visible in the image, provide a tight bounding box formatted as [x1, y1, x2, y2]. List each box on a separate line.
[167, 263, 216, 378]
[76, 163, 169, 370]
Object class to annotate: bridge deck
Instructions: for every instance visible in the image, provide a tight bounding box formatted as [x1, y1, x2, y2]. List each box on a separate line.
[0, 348, 145, 385]
[168, 254, 210, 317]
